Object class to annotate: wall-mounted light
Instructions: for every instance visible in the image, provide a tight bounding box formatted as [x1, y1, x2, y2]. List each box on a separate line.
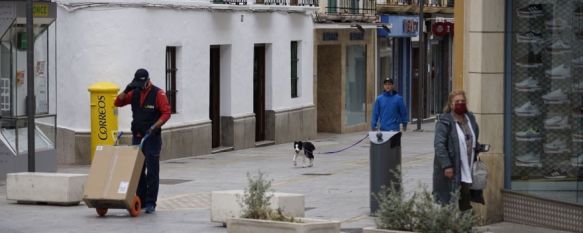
[351, 24, 365, 34]
[377, 23, 392, 34]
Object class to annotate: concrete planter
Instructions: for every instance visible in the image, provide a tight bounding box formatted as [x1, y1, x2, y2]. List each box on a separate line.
[363, 227, 417, 233]
[211, 190, 304, 224]
[227, 217, 340, 233]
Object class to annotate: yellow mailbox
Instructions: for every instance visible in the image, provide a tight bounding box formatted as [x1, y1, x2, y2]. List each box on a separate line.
[88, 82, 119, 161]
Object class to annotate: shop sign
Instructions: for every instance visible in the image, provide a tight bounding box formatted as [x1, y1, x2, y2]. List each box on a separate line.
[432, 22, 454, 36]
[378, 14, 419, 38]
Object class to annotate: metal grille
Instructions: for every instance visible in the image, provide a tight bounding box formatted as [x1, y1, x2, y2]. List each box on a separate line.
[503, 191, 583, 232]
[326, 0, 376, 16]
[510, 0, 583, 185]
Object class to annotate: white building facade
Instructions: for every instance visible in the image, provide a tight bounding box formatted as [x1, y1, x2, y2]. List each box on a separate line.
[55, 0, 317, 164]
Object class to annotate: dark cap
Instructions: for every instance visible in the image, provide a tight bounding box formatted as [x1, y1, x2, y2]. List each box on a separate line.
[383, 78, 394, 84]
[130, 68, 149, 88]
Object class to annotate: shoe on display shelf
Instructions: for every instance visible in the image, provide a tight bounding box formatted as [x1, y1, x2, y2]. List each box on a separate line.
[544, 116, 569, 129]
[546, 18, 569, 30]
[516, 4, 544, 18]
[573, 55, 583, 67]
[545, 64, 571, 79]
[576, 7, 583, 17]
[515, 128, 542, 141]
[542, 88, 568, 103]
[516, 152, 541, 163]
[516, 31, 543, 43]
[543, 138, 569, 153]
[515, 52, 542, 68]
[515, 77, 540, 91]
[544, 168, 567, 179]
[514, 101, 541, 117]
[573, 130, 583, 141]
[546, 40, 571, 54]
[571, 154, 583, 166]
[573, 81, 583, 93]
[573, 105, 583, 118]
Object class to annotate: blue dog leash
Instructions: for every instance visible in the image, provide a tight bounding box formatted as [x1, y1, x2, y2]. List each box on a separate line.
[315, 134, 369, 155]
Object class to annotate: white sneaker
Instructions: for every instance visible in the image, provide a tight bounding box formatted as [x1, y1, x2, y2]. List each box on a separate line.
[544, 139, 569, 153]
[544, 116, 569, 129]
[545, 64, 571, 79]
[573, 81, 583, 92]
[515, 127, 541, 138]
[516, 152, 541, 163]
[542, 89, 568, 101]
[573, 56, 583, 66]
[571, 154, 583, 166]
[546, 18, 568, 30]
[547, 40, 571, 53]
[515, 77, 540, 90]
[514, 101, 541, 116]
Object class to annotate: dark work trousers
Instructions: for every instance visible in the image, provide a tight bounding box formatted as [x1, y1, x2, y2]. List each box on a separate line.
[133, 134, 162, 208]
[459, 182, 472, 211]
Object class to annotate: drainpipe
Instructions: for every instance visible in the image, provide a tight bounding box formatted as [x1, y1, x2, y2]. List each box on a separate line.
[416, 0, 425, 131]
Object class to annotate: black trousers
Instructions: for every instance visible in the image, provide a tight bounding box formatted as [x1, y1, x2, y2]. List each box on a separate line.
[133, 135, 161, 208]
[459, 182, 472, 211]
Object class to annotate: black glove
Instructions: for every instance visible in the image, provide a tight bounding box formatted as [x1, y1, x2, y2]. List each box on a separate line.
[123, 84, 134, 94]
[146, 125, 156, 135]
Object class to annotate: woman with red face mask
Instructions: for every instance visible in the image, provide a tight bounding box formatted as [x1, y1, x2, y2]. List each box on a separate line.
[432, 90, 484, 211]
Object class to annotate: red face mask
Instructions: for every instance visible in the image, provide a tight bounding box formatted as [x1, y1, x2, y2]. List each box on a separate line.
[453, 102, 467, 114]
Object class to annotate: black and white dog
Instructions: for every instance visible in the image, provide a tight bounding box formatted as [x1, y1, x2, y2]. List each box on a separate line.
[293, 141, 316, 167]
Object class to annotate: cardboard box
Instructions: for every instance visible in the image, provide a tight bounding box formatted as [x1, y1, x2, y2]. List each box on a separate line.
[83, 145, 144, 210]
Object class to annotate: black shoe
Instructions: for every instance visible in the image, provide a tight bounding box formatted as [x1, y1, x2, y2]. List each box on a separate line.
[516, 4, 544, 18]
[544, 168, 567, 179]
[516, 31, 542, 43]
[515, 52, 542, 68]
[575, 6, 583, 16]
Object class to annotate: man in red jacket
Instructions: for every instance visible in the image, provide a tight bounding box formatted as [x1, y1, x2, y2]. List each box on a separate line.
[115, 68, 171, 214]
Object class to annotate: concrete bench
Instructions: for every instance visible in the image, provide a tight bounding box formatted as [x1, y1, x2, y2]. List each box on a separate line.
[6, 172, 88, 205]
[211, 190, 305, 224]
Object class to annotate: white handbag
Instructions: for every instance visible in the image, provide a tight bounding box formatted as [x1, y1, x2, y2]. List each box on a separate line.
[471, 157, 488, 190]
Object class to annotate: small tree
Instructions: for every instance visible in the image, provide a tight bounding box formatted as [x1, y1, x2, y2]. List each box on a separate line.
[239, 170, 296, 222]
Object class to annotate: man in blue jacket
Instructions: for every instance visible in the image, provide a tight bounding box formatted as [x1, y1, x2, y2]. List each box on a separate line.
[371, 78, 408, 131]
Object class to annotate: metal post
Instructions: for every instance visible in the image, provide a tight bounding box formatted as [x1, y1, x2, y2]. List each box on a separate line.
[416, 0, 425, 131]
[26, 0, 36, 172]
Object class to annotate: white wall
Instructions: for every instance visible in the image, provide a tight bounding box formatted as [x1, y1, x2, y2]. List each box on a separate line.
[55, 3, 315, 131]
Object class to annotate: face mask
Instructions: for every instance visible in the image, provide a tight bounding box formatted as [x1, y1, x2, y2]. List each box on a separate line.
[453, 102, 467, 114]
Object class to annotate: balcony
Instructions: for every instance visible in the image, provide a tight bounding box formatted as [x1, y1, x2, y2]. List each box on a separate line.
[376, 0, 454, 14]
[315, 0, 377, 23]
[257, 0, 319, 6]
[212, 0, 318, 6]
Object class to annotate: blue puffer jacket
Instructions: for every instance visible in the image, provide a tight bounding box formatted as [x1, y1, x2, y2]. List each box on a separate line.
[371, 91, 408, 131]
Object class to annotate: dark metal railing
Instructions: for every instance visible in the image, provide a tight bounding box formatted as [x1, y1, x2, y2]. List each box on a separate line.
[326, 0, 376, 15]
[382, 0, 453, 7]
[299, 0, 319, 6]
[212, 0, 247, 5]
[261, 0, 318, 6]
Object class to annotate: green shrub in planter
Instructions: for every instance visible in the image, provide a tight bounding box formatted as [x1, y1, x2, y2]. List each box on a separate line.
[239, 170, 296, 222]
[373, 170, 482, 233]
[414, 189, 482, 233]
[372, 183, 416, 231]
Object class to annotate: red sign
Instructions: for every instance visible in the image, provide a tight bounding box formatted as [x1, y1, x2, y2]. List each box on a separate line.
[432, 22, 446, 36]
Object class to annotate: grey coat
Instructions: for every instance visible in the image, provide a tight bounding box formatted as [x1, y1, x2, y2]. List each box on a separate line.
[432, 112, 483, 204]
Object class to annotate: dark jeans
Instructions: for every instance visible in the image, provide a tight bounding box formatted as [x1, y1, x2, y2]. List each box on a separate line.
[459, 182, 472, 211]
[133, 135, 161, 208]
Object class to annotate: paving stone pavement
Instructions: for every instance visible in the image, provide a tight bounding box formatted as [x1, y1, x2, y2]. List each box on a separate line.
[0, 123, 574, 233]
